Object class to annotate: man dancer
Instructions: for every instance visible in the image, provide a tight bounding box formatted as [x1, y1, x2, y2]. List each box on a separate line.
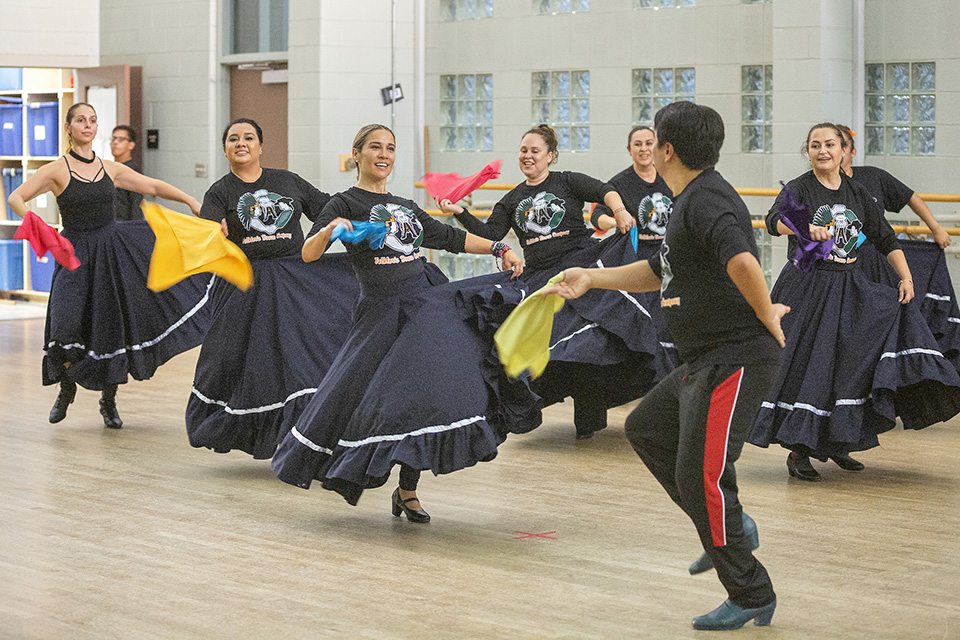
[543, 101, 788, 631]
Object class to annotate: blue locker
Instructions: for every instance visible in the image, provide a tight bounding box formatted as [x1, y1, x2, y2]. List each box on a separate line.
[0, 99, 23, 156]
[27, 101, 59, 157]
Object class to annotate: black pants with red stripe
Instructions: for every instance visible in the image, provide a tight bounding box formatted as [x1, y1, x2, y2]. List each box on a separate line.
[625, 359, 778, 608]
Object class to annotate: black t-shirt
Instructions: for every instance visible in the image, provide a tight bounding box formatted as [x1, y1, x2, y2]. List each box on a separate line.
[309, 186, 466, 289]
[200, 168, 330, 260]
[766, 171, 899, 270]
[591, 166, 673, 241]
[114, 159, 144, 221]
[454, 170, 614, 270]
[849, 165, 914, 214]
[648, 168, 778, 365]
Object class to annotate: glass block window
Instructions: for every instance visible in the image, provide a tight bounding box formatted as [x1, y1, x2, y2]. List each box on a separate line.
[441, 0, 493, 20]
[440, 74, 494, 152]
[741, 64, 773, 154]
[632, 67, 695, 124]
[634, 0, 695, 8]
[531, 70, 590, 151]
[865, 62, 935, 156]
[535, 0, 590, 14]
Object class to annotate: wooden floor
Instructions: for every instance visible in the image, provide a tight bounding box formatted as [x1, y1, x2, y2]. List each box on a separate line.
[1, 317, 959, 639]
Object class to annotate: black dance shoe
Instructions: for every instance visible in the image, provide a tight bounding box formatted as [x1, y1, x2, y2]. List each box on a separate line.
[99, 384, 123, 429]
[574, 401, 607, 440]
[689, 511, 759, 575]
[829, 453, 865, 471]
[786, 452, 821, 481]
[49, 380, 77, 423]
[391, 488, 430, 523]
[692, 598, 776, 631]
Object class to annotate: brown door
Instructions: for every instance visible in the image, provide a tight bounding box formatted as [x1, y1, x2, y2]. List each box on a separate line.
[229, 65, 287, 170]
[75, 65, 143, 166]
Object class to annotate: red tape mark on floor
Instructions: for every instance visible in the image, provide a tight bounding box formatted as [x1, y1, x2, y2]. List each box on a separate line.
[512, 531, 557, 540]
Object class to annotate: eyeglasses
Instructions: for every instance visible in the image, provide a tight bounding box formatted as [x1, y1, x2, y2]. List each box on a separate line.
[111, 136, 131, 142]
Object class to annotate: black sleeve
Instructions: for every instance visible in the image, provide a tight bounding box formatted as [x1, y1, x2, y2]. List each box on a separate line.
[199, 184, 228, 222]
[648, 248, 663, 280]
[765, 187, 788, 236]
[876, 168, 914, 213]
[417, 204, 467, 253]
[307, 195, 348, 239]
[297, 175, 332, 223]
[690, 191, 756, 266]
[454, 201, 511, 240]
[591, 202, 612, 228]
[861, 189, 900, 255]
[565, 171, 616, 204]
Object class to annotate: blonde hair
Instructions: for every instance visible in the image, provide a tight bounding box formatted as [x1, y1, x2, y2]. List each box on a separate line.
[351, 124, 395, 178]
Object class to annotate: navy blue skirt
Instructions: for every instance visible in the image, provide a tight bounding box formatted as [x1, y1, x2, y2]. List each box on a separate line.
[525, 233, 677, 410]
[749, 262, 960, 459]
[186, 253, 360, 459]
[859, 240, 960, 369]
[271, 262, 539, 505]
[43, 220, 213, 391]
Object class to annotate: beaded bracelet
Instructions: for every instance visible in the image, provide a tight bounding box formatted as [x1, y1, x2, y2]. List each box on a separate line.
[490, 241, 511, 260]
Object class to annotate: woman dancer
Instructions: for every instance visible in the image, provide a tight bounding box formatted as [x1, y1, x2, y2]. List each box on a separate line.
[836, 124, 960, 368]
[438, 124, 668, 439]
[592, 124, 678, 376]
[186, 118, 360, 458]
[749, 123, 960, 481]
[6, 102, 211, 428]
[272, 124, 531, 522]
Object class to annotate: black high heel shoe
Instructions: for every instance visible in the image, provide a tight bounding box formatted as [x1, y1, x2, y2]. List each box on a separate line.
[99, 384, 123, 429]
[787, 452, 821, 481]
[49, 379, 77, 423]
[391, 488, 430, 523]
[830, 453, 865, 471]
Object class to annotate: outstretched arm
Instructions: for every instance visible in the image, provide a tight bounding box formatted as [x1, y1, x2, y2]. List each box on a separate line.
[906, 193, 951, 248]
[541, 260, 661, 299]
[726, 251, 789, 347]
[109, 161, 200, 215]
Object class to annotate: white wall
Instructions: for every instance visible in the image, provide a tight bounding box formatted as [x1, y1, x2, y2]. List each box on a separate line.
[0, 0, 100, 69]
[288, 0, 419, 196]
[98, 0, 218, 211]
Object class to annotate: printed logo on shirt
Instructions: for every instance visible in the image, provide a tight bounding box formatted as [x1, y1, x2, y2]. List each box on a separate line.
[638, 192, 673, 236]
[370, 203, 424, 255]
[812, 204, 864, 259]
[515, 191, 566, 236]
[659, 242, 679, 307]
[237, 189, 295, 235]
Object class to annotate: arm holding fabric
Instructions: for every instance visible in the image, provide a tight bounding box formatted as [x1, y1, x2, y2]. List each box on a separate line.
[543, 260, 661, 299]
[884, 248, 914, 304]
[302, 217, 352, 262]
[7, 160, 67, 218]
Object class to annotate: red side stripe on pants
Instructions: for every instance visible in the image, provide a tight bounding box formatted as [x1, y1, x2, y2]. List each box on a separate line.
[703, 367, 744, 547]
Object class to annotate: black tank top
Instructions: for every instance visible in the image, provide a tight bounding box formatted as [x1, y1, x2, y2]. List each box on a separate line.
[56, 156, 117, 231]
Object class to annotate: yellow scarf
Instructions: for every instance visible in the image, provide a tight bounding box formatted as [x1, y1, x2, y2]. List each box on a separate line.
[143, 202, 253, 292]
